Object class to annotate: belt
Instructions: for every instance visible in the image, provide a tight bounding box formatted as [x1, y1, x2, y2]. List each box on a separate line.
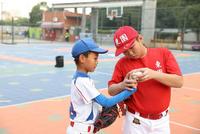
[70, 121, 92, 132]
[127, 108, 168, 120]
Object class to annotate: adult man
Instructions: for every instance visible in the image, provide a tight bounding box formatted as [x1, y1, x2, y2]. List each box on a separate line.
[108, 26, 183, 134]
[176, 32, 182, 50]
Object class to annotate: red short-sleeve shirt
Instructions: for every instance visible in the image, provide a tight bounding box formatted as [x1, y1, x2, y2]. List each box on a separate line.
[108, 48, 182, 114]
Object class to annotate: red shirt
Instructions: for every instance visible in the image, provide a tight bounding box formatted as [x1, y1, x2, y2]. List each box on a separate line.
[108, 48, 182, 114]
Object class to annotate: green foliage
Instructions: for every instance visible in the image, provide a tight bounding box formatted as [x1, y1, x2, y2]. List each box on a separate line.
[157, 0, 200, 30]
[0, 17, 29, 26]
[157, 0, 200, 41]
[15, 18, 29, 26]
[29, 2, 49, 26]
[184, 5, 200, 29]
[29, 27, 42, 39]
[29, 4, 43, 26]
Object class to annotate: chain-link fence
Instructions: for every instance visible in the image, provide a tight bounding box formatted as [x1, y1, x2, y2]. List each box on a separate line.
[0, 6, 199, 50]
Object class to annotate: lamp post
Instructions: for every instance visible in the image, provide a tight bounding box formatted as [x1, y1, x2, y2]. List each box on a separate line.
[10, 15, 18, 44]
[40, 2, 48, 41]
[11, 17, 14, 44]
[1, 2, 3, 43]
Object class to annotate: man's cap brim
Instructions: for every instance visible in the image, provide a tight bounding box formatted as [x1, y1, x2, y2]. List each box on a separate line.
[115, 39, 135, 56]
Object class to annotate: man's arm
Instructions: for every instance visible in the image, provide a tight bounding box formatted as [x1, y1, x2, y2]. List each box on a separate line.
[132, 68, 183, 88]
[151, 70, 183, 88]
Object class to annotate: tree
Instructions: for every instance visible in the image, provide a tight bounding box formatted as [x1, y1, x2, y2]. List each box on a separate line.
[29, 2, 49, 26]
[15, 18, 29, 26]
[0, 17, 29, 26]
[157, 0, 200, 41]
[156, 0, 180, 28]
[181, 0, 200, 41]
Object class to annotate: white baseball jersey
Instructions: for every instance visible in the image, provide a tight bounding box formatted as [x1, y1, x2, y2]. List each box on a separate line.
[69, 71, 101, 124]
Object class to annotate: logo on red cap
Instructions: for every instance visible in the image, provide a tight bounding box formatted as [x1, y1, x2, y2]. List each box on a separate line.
[113, 26, 139, 56]
[115, 34, 129, 47]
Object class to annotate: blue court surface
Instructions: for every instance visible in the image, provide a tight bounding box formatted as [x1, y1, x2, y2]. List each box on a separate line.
[0, 43, 200, 107]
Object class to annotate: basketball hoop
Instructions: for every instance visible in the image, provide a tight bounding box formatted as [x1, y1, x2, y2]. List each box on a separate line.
[108, 15, 115, 21]
[106, 6, 123, 20]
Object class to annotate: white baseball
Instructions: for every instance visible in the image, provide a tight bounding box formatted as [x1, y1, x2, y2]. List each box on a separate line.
[130, 71, 143, 80]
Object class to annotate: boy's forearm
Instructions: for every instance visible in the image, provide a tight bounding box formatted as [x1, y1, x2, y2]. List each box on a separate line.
[108, 82, 124, 96]
[95, 88, 136, 107]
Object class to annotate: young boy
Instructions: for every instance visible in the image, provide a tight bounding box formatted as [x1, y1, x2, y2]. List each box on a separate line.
[67, 38, 137, 134]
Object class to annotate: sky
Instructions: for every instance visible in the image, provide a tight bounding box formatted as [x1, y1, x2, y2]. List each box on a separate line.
[0, 0, 98, 18]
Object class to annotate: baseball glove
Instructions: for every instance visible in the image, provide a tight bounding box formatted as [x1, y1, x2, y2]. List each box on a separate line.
[93, 104, 119, 133]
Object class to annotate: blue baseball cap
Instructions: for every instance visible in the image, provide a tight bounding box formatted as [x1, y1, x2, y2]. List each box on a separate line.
[71, 38, 108, 58]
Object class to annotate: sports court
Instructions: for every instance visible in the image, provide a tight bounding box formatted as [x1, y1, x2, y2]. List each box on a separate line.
[0, 42, 199, 134]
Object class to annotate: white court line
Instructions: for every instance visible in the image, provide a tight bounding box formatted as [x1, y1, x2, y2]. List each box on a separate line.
[181, 87, 200, 92]
[95, 71, 112, 76]
[0, 87, 108, 108]
[0, 99, 11, 103]
[0, 95, 69, 109]
[183, 72, 200, 76]
[1, 88, 200, 132]
[1, 72, 200, 108]
[170, 121, 200, 131]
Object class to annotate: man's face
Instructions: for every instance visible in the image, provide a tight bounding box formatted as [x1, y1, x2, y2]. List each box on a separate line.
[123, 38, 143, 59]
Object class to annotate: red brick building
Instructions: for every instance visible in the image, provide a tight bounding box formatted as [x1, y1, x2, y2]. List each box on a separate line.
[41, 11, 84, 41]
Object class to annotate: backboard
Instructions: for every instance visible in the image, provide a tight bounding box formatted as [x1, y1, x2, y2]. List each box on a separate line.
[106, 6, 123, 20]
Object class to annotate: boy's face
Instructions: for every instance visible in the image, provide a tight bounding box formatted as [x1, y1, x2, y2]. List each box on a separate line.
[81, 52, 99, 73]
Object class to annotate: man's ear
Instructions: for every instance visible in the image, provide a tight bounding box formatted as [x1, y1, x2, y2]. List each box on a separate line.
[138, 35, 143, 41]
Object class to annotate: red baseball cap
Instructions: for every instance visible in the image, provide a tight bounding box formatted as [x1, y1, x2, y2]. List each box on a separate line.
[114, 26, 138, 56]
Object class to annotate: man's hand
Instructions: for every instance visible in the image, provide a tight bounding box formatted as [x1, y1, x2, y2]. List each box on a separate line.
[129, 68, 156, 82]
[130, 67, 183, 88]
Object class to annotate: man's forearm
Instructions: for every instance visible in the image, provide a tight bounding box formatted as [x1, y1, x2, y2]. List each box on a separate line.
[154, 71, 183, 88]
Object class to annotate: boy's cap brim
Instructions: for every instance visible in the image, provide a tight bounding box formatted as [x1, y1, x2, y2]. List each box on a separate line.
[71, 38, 108, 58]
[91, 47, 108, 54]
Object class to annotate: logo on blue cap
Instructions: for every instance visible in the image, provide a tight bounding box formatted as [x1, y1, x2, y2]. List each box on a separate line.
[71, 38, 108, 58]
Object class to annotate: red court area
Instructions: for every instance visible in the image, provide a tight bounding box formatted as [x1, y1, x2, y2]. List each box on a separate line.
[0, 73, 200, 134]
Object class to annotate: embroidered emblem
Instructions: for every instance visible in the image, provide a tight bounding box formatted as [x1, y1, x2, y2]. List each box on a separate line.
[155, 61, 162, 68]
[120, 34, 128, 43]
[115, 34, 129, 47]
[115, 38, 119, 46]
[155, 60, 162, 72]
[132, 117, 141, 125]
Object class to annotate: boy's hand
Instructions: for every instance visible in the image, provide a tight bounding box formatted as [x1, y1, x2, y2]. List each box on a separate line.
[120, 72, 138, 90]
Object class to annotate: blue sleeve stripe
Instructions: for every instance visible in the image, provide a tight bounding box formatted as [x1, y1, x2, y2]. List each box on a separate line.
[94, 88, 137, 108]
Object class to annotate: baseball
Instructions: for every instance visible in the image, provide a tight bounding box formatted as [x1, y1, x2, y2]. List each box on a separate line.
[130, 71, 143, 80]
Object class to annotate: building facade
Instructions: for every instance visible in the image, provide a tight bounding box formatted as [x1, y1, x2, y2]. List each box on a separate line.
[41, 11, 83, 41]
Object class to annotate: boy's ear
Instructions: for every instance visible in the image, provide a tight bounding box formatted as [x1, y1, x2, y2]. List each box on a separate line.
[79, 54, 86, 63]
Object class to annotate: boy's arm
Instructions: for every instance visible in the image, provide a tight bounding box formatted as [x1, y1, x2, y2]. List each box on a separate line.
[108, 82, 124, 96]
[94, 88, 137, 108]
[108, 71, 137, 96]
